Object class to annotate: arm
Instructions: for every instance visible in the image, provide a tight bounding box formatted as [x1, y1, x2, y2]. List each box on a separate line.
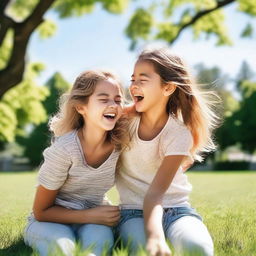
[33, 185, 120, 226]
[143, 155, 186, 256]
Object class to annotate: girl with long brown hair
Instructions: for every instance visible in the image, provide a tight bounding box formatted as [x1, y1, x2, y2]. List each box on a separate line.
[116, 47, 219, 256]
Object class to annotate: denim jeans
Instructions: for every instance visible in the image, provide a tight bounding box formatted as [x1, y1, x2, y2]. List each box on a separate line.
[24, 219, 114, 256]
[115, 207, 214, 256]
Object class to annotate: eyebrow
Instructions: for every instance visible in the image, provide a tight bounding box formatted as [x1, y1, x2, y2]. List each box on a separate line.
[96, 93, 121, 98]
[131, 73, 150, 78]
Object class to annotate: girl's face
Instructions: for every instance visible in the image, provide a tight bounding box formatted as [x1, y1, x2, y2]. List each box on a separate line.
[77, 78, 123, 131]
[130, 60, 170, 113]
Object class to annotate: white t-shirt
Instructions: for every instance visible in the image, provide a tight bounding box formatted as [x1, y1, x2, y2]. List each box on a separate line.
[116, 114, 193, 209]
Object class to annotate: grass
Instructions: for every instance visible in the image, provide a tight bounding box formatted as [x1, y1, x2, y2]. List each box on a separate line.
[0, 171, 255, 256]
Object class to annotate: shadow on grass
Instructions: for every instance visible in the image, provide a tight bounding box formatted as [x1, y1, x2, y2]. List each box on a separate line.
[0, 238, 33, 256]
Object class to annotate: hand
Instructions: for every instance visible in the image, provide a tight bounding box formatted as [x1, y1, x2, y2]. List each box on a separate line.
[86, 205, 120, 226]
[146, 237, 172, 256]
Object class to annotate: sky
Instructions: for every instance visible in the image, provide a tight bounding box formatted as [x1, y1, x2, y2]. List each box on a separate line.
[28, 1, 256, 90]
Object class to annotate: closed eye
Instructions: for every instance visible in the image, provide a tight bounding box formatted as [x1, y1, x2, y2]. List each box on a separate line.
[99, 99, 108, 103]
[115, 101, 122, 105]
[130, 79, 147, 83]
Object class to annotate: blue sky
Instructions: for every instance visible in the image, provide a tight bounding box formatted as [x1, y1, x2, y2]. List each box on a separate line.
[28, 2, 256, 89]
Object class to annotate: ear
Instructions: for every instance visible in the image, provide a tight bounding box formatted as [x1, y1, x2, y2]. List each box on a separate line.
[75, 104, 87, 115]
[163, 82, 176, 97]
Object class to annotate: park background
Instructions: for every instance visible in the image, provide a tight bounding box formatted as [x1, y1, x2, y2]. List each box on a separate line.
[0, 0, 255, 255]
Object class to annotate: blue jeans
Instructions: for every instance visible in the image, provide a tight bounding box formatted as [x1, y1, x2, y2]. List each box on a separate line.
[24, 219, 114, 256]
[116, 207, 214, 256]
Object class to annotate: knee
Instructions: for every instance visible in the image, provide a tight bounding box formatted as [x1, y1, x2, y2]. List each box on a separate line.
[182, 238, 214, 256]
[79, 224, 114, 250]
[95, 228, 114, 249]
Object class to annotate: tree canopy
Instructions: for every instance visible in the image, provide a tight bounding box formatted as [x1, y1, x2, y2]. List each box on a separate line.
[1, 0, 256, 97]
[17, 72, 70, 166]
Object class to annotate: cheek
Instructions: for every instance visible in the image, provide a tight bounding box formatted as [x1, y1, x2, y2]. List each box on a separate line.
[118, 105, 123, 114]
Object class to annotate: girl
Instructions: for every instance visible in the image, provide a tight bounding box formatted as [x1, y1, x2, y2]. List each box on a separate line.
[116, 47, 218, 256]
[24, 70, 129, 256]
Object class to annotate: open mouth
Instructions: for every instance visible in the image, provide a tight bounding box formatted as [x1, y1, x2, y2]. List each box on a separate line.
[103, 113, 116, 120]
[134, 94, 144, 102]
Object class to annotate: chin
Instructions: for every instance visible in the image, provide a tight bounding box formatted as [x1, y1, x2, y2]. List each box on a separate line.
[135, 105, 145, 113]
[102, 124, 116, 131]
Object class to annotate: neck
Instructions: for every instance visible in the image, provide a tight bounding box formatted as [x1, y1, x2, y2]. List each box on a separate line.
[81, 124, 107, 151]
[141, 108, 169, 129]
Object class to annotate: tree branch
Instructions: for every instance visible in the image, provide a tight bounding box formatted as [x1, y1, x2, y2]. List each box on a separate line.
[0, 0, 55, 98]
[170, 0, 236, 44]
[0, 0, 11, 14]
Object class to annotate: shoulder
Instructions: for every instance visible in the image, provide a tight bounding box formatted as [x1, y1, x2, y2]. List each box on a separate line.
[167, 115, 191, 135]
[163, 115, 193, 144]
[52, 130, 77, 148]
[46, 130, 77, 156]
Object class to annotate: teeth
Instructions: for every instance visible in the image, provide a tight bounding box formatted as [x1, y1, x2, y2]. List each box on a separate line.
[104, 113, 116, 117]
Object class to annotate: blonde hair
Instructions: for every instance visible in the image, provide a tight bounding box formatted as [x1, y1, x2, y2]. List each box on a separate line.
[138, 47, 220, 162]
[49, 70, 130, 151]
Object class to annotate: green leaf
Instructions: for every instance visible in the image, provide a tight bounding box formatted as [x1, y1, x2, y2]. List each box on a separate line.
[240, 23, 253, 38]
[125, 8, 154, 40]
[238, 0, 256, 16]
[192, 10, 232, 46]
[99, 0, 129, 14]
[6, 0, 40, 21]
[37, 20, 57, 39]
[156, 23, 179, 42]
[0, 30, 14, 70]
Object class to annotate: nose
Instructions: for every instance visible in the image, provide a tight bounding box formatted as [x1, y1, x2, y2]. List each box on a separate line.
[130, 80, 139, 89]
[109, 100, 118, 108]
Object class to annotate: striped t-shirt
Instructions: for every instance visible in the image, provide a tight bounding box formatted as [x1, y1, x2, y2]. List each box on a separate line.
[35, 130, 119, 210]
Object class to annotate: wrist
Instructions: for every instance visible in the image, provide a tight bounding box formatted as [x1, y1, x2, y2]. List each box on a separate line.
[147, 231, 165, 241]
[82, 208, 95, 223]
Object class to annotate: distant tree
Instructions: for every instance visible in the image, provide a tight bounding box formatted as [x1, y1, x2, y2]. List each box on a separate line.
[232, 81, 256, 154]
[17, 72, 70, 166]
[235, 61, 255, 92]
[0, 63, 48, 145]
[216, 62, 256, 153]
[195, 64, 239, 117]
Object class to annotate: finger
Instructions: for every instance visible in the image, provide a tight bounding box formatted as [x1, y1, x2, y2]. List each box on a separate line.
[109, 215, 120, 222]
[100, 205, 119, 211]
[107, 205, 120, 211]
[110, 212, 121, 218]
[106, 220, 119, 227]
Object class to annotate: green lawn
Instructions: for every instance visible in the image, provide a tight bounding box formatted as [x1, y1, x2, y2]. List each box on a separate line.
[0, 171, 255, 256]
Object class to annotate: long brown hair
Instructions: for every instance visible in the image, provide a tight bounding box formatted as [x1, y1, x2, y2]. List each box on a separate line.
[49, 70, 129, 151]
[137, 47, 220, 161]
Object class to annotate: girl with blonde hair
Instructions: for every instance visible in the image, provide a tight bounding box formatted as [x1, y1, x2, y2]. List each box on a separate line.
[24, 70, 129, 256]
[116, 47, 218, 256]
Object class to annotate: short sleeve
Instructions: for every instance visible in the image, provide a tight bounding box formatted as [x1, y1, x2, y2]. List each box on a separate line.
[38, 142, 72, 190]
[164, 129, 193, 157]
